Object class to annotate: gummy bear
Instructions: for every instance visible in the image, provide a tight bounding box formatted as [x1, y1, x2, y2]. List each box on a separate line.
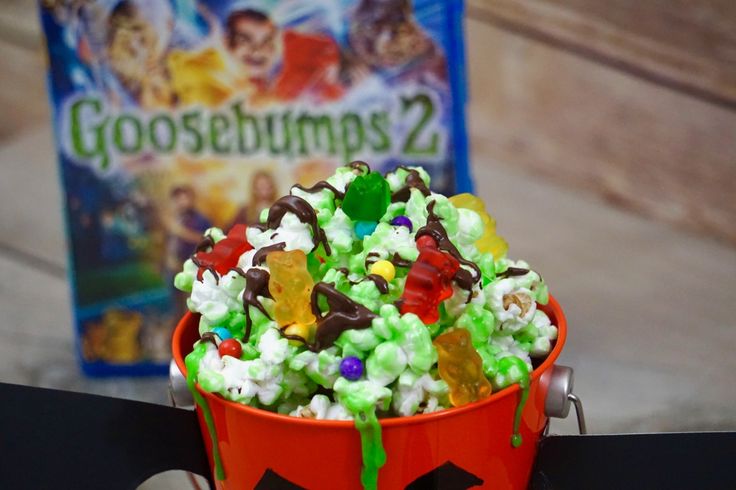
[433, 328, 492, 407]
[193, 224, 252, 278]
[266, 250, 317, 326]
[399, 248, 459, 324]
[341, 171, 390, 222]
[449, 193, 508, 259]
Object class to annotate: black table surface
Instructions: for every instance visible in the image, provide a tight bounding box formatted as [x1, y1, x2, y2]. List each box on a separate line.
[1, 382, 734, 490]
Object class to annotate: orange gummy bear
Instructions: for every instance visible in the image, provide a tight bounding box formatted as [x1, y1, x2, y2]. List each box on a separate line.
[433, 328, 492, 407]
[266, 250, 317, 327]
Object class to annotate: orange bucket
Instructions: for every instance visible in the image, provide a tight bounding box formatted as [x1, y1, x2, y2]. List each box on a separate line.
[172, 296, 567, 489]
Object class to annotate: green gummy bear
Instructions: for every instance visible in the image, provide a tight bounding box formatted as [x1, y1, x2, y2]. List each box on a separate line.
[341, 171, 390, 222]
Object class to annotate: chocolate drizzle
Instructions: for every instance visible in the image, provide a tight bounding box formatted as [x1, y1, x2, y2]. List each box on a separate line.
[390, 165, 431, 203]
[365, 251, 413, 271]
[348, 160, 370, 173]
[292, 181, 345, 200]
[233, 267, 273, 342]
[362, 274, 389, 295]
[416, 201, 482, 293]
[251, 242, 286, 266]
[390, 253, 413, 268]
[497, 267, 530, 279]
[200, 331, 219, 347]
[310, 282, 377, 351]
[191, 255, 218, 283]
[335, 268, 389, 295]
[194, 235, 215, 253]
[266, 195, 331, 255]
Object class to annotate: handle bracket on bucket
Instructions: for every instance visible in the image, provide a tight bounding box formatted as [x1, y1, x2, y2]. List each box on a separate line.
[545, 365, 587, 434]
[169, 359, 195, 409]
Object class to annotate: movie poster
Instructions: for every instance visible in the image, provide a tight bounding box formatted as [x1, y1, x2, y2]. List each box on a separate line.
[39, 0, 470, 375]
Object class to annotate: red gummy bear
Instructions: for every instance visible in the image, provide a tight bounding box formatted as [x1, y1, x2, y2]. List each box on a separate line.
[399, 248, 459, 324]
[194, 224, 253, 278]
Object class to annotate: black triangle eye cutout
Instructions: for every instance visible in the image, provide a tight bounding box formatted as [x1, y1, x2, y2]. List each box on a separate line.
[254, 469, 307, 490]
[405, 461, 484, 490]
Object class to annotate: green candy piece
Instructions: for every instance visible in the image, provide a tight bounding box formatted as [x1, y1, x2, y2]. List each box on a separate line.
[341, 171, 390, 222]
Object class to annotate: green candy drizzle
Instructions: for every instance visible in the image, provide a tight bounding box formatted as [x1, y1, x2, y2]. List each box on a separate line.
[511, 379, 530, 448]
[354, 407, 386, 490]
[185, 343, 226, 480]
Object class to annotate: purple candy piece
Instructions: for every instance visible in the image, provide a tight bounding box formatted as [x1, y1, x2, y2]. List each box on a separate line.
[391, 215, 413, 232]
[339, 356, 364, 381]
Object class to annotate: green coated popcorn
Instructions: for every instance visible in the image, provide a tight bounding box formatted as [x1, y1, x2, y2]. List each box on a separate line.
[403, 188, 429, 229]
[366, 341, 407, 385]
[174, 258, 199, 293]
[178, 162, 561, 490]
[334, 377, 392, 414]
[322, 208, 354, 255]
[455, 303, 495, 347]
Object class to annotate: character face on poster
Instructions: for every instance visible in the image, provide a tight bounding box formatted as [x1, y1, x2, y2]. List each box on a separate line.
[40, 0, 469, 374]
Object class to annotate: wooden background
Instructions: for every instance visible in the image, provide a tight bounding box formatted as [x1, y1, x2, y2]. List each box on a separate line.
[467, 0, 736, 245]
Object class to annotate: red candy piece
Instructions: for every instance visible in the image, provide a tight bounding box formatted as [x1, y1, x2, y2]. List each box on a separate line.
[218, 339, 243, 359]
[416, 235, 438, 250]
[195, 224, 253, 278]
[400, 248, 460, 324]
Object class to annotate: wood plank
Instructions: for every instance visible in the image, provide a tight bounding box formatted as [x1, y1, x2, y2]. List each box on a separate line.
[466, 17, 736, 245]
[468, 0, 736, 108]
[0, 41, 50, 141]
[0, 125, 67, 269]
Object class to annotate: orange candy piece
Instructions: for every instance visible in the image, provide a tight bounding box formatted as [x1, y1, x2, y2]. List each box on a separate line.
[433, 328, 492, 407]
[266, 250, 317, 327]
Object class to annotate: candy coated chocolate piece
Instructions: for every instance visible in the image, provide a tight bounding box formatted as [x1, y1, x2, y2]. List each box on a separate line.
[390, 215, 413, 232]
[267, 250, 317, 327]
[218, 338, 243, 359]
[212, 327, 232, 340]
[283, 323, 314, 346]
[433, 328, 492, 406]
[415, 235, 437, 250]
[340, 356, 364, 381]
[369, 260, 395, 282]
[193, 224, 252, 276]
[354, 221, 378, 239]
[341, 172, 390, 222]
[399, 248, 459, 324]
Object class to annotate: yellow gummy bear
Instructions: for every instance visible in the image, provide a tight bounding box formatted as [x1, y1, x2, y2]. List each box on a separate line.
[434, 328, 492, 407]
[449, 193, 508, 259]
[266, 250, 317, 327]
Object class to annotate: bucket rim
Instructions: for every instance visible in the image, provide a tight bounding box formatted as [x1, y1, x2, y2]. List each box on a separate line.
[172, 295, 567, 428]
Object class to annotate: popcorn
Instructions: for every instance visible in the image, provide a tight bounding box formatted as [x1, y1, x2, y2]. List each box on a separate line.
[177, 162, 559, 489]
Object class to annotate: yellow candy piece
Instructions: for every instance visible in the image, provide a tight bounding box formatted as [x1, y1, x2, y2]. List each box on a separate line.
[449, 193, 508, 259]
[369, 260, 396, 282]
[283, 323, 315, 346]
